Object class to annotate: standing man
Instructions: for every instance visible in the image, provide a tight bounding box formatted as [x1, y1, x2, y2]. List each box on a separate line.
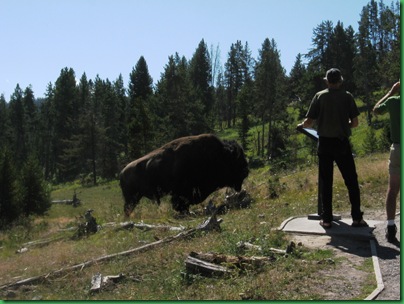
[373, 81, 400, 244]
[297, 68, 367, 228]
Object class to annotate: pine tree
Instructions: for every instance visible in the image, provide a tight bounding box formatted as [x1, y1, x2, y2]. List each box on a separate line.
[214, 71, 226, 130]
[64, 73, 95, 183]
[306, 20, 334, 71]
[60, 73, 96, 184]
[99, 78, 123, 178]
[376, 0, 400, 84]
[129, 56, 153, 100]
[0, 149, 21, 228]
[128, 56, 154, 158]
[155, 53, 190, 140]
[22, 85, 39, 157]
[8, 84, 26, 166]
[189, 39, 214, 132]
[37, 83, 56, 180]
[20, 155, 51, 216]
[0, 94, 12, 151]
[355, 1, 400, 123]
[82, 75, 106, 184]
[326, 22, 357, 92]
[224, 41, 245, 127]
[254, 38, 287, 157]
[237, 82, 253, 150]
[53, 67, 79, 181]
[289, 53, 308, 118]
[113, 74, 129, 164]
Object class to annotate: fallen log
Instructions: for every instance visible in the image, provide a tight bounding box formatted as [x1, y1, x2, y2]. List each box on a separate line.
[236, 241, 262, 251]
[185, 256, 232, 277]
[237, 241, 296, 255]
[132, 223, 186, 231]
[51, 192, 81, 206]
[51, 199, 74, 204]
[188, 251, 275, 271]
[103, 221, 186, 231]
[21, 236, 65, 249]
[16, 237, 80, 254]
[0, 215, 221, 291]
[90, 273, 125, 293]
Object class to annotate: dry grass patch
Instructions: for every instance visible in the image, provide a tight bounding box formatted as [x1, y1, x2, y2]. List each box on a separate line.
[0, 152, 391, 300]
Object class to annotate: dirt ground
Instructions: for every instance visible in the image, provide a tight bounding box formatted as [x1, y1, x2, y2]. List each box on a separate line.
[288, 210, 400, 300]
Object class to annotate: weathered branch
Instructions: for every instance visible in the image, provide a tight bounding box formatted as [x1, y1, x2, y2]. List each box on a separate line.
[22, 236, 65, 248]
[237, 241, 296, 255]
[185, 251, 276, 277]
[103, 221, 186, 231]
[189, 251, 275, 270]
[185, 256, 232, 277]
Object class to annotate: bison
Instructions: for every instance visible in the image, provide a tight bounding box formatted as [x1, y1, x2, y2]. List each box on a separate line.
[119, 134, 249, 216]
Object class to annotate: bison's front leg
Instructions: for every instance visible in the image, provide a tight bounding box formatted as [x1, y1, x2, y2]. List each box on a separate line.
[171, 195, 190, 214]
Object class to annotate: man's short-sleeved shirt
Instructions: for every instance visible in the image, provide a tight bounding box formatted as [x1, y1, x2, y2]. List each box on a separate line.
[373, 95, 400, 143]
[306, 88, 360, 139]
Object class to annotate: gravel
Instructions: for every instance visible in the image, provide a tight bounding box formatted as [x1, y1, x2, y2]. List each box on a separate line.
[372, 213, 400, 300]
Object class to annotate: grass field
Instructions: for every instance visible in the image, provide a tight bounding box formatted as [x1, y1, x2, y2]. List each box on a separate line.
[0, 105, 396, 300]
[0, 149, 393, 300]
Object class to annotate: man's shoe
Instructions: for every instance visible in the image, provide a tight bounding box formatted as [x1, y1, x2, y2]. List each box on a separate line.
[386, 224, 399, 243]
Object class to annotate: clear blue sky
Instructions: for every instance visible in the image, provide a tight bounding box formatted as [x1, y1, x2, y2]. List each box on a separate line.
[1, 0, 371, 99]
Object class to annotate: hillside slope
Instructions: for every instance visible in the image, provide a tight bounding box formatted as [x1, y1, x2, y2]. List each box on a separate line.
[0, 152, 397, 300]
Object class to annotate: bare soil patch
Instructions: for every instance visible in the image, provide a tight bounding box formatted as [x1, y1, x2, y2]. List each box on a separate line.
[288, 209, 400, 300]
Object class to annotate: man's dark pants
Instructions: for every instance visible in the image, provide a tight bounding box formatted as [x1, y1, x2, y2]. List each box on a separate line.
[318, 137, 362, 223]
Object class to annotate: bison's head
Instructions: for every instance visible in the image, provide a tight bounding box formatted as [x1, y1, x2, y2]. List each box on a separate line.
[124, 201, 137, 217]
[224, 140, 249, 191]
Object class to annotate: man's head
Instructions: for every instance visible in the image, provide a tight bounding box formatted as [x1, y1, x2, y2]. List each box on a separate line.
[324, 68, 343, 84]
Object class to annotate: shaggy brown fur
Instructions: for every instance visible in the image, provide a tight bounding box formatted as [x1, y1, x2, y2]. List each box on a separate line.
[119, 134, 249, 216]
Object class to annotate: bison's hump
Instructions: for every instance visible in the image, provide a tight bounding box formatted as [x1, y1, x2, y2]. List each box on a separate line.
[160, 134, 221, 150]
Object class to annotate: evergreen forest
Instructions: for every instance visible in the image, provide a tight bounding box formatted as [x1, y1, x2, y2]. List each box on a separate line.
[0, 0, 400, 226]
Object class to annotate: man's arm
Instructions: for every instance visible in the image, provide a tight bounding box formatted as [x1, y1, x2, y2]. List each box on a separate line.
[373, 81, 400, 114]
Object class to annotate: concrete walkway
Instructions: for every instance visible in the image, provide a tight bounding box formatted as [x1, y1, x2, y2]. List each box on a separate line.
[277, 214, 399, 300]
[278, 216, 382, 239]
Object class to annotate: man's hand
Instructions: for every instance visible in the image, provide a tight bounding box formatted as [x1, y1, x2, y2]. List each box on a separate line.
[297, 118, 314, 129]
